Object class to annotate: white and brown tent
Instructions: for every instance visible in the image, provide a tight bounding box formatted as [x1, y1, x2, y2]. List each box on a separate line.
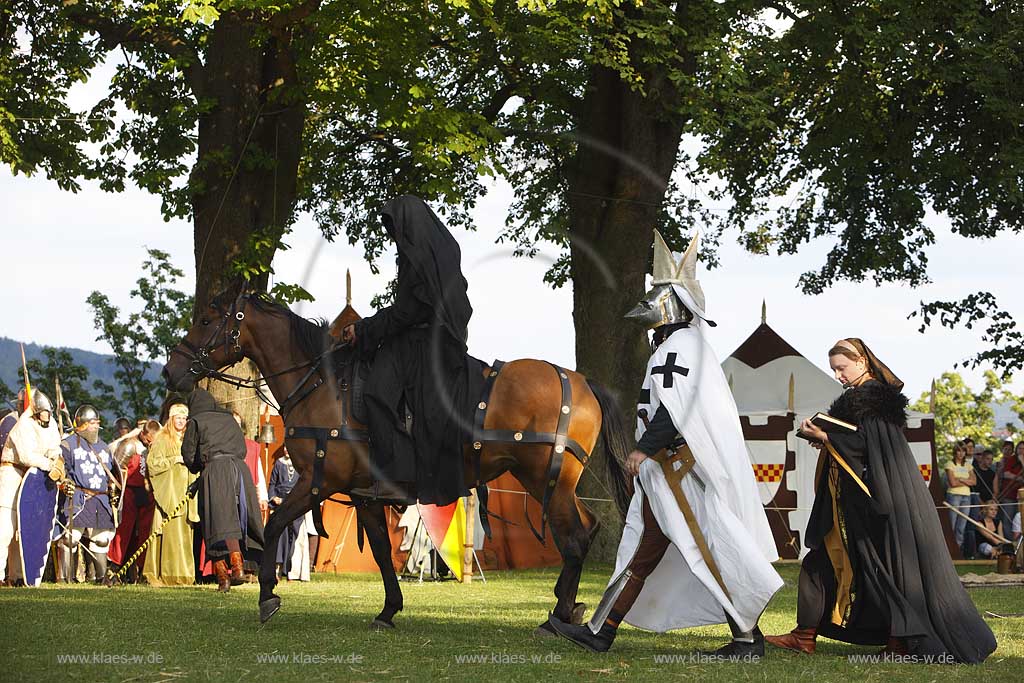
[722, 307, 951, 559]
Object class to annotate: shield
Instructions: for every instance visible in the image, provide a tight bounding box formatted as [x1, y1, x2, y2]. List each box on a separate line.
[908, 441, 933, 484]
[746, 439, 789, 505]
[16, 467, 59, 587]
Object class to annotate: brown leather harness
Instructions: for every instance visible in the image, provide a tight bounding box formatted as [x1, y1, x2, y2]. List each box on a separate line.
[293, 359, 591, 543]
[470, 360, 590, 543]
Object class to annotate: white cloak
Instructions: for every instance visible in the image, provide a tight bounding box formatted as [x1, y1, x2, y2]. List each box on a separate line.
[611, 326, 783, 633]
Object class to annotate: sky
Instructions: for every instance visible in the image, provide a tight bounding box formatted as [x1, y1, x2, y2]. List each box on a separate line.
[2, 53, 1021, 404]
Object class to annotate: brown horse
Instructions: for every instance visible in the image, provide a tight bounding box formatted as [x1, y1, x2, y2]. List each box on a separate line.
[162, 288, 631, 630]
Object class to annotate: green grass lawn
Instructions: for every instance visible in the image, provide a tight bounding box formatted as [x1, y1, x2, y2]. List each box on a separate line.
[1, 562, 1020, 682]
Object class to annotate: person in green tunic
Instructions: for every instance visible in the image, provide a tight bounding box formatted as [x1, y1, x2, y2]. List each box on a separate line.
[142, 404, 198, 586]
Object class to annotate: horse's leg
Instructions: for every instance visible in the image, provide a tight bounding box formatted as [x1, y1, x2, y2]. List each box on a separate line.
[512, 459, 599, 629]
[546, 493, 600, 627]
[258, 473, 313, 624]
[550, 495, 600, 625]
[356, 502, 404, 629]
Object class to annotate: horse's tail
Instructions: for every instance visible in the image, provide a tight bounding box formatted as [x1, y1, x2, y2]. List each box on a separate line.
[586, 379, 634, 518]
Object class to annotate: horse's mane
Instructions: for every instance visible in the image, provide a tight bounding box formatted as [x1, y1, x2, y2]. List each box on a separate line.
[247, 294, 334, 362]
[211, 289, 336, 363]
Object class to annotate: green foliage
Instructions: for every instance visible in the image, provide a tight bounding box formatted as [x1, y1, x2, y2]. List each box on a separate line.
[912, 292, 1023, 377]
[3, 0, 1021, 374]
[267, 281, 314, 307]
[181, 0, 221, 25]
[86, 248, 193, 420]
[912, 370, 1022, 466]
[231, 227, 313, 306]
[706, 2, 1023, 289]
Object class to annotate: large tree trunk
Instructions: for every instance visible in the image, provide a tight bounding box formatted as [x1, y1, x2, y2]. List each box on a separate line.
[190, 12, 307, 421]
[566, 9, 696, 561]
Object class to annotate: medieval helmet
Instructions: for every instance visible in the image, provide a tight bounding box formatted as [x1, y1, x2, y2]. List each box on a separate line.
[31, 391, 54, 417]
[74, 404, 101, 429]
[114, 417, 132, 432]
[625, 230, 712, 329]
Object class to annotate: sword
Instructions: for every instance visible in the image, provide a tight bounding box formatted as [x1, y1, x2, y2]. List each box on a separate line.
[637, 408, 727, 599]
[64, 482, 75, 581]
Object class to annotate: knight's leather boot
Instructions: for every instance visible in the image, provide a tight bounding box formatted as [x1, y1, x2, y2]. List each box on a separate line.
[214, 560, 231, 592]
[547, 615, 617, 653]
[229, 551, 245, 586]
[765, 627, 817, 654]
[701, 615, 764, 659]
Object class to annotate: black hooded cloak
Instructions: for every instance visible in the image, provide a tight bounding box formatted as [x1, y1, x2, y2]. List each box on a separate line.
[181, 389, 264, 561]
[354, 195, 484, 505]
[797, 378, 996, 663]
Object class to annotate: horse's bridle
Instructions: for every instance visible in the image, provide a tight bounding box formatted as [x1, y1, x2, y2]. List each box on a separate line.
[170, 292, 250, 380]
[168, 291, 345, 417]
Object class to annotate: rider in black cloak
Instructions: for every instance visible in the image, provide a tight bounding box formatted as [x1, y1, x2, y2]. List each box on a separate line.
[343, 195, 483, 505]
[766, 338, 996, 664]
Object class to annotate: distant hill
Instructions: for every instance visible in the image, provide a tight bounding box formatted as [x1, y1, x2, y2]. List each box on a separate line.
[991, 400, 1024, 441]
[0, 336, 161, 409]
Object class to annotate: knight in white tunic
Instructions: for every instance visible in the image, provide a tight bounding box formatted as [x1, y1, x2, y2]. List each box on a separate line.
[0, 392, 64, 584]
[549, 230, 783, 657]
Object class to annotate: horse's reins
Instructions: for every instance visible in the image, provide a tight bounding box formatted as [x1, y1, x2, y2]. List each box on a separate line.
[169, 292, 348, 417]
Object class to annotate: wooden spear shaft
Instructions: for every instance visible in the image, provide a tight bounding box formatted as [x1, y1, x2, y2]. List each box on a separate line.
[943, 502, 1012, 545]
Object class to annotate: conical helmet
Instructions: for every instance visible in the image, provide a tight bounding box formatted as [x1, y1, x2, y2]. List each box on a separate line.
[31, 391, 54, 416]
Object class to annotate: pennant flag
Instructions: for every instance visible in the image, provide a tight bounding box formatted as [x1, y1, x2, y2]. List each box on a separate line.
[54, 376, 66, 434]
[19, 343, 31, 412]
[417, 498, 467, 581]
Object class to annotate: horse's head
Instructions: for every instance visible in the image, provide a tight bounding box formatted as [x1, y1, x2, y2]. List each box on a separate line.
[162, 286, 253, 392]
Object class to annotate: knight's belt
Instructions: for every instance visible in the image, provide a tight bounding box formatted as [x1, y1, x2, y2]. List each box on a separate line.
[76, 486, 109, 497]
[649, 445, 730, 601]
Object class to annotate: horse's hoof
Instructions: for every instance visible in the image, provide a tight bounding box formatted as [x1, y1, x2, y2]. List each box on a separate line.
[571, 602, 587, 625]
[534, 620, 559, 638]
[371, 618, 395, 631]
[259, 596, 281, 624]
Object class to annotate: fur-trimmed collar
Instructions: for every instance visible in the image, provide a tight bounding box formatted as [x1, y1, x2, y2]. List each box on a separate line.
[827, 379, 908, 427]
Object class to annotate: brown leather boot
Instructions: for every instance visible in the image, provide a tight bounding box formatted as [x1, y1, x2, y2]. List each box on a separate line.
[214, 560, 231, 592]
[229, 551, 245, 586]
[765, 627, 817, 654]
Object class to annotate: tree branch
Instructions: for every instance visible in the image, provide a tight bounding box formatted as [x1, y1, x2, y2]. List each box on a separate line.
[763, 2, 802, 23]
[270, 0, 323, 31]
[482, 81, 517, 122]
[65, 5, 206, 98]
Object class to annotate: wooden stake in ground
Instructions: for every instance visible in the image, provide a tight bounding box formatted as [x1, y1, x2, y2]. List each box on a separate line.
[462, 492, 477, 584]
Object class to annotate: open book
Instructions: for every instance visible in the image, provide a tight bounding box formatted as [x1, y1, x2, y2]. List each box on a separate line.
[796, 412, 857, 442]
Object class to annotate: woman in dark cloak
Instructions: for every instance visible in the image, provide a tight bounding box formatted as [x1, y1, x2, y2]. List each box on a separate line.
[765, 338, 996, 663]
[342, 195, 483, 505]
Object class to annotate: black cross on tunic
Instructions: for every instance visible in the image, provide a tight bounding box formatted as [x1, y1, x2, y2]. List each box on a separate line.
[651, 352, 689, 388]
